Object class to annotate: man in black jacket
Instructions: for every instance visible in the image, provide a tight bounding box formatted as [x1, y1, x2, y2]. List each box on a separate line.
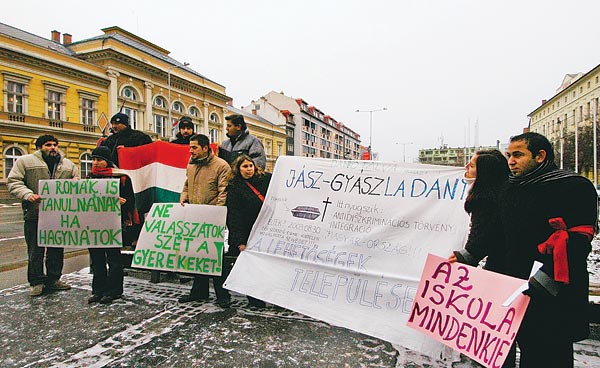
[171, 116, 195, 145]
[100, 113, 152, 166]
[501, 132, 596, 368]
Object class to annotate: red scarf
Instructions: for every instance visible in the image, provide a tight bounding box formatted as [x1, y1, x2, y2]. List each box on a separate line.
[537, 217, 594, 284]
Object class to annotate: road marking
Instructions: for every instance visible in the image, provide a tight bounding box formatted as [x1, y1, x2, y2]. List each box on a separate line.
[0, 236, 24, 242]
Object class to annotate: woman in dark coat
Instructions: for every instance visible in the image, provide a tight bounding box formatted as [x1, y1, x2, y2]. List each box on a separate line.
[450, 149, 510, 273]
[449, 149, 514, 367]
[225, 154, 271, 308]
[87, 146, 140, 304]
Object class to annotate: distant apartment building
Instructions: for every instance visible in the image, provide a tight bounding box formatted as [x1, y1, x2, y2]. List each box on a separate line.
[419, 145, 498, 167]
[246, 91, 363, 160]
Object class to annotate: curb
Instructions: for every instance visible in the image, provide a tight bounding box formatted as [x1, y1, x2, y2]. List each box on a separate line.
[0, 249, 89, 273]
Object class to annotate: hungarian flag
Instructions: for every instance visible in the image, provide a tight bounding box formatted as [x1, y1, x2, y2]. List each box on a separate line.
[117, 141, 190, 214]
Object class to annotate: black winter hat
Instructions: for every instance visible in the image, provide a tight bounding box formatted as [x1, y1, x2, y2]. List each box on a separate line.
[179, 116, 194, 130]
[110, 112, 130, 126]
[91, 146, 113, 165]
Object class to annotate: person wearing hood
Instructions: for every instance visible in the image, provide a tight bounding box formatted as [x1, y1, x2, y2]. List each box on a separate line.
[170, 116, 195, 145]
[178, 134, 232, 306]
[99, 112, 152, 166]
[7, 134, 79, 297]
[218, 114, 266, 170]
[86, 146, 139, 305]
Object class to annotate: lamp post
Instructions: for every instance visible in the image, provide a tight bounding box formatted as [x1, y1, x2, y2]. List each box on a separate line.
[167, 62, 190, 136]
[396, 142, 413, 163]
[355, 107, 387, 160]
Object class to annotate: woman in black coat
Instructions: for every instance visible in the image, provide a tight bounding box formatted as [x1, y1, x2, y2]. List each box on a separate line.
[450, 149, 510, 273]
[225, 154, 271, 308]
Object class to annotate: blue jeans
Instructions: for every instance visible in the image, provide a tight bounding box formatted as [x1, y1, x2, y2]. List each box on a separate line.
[24, 220, 64, 286]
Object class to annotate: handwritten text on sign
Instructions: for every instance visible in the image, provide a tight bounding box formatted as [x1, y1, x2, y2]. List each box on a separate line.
[226, 157, 472, 361]
[38, 179, 122, 248]
[407, 254, 530, 368]
[132, 203, 227, 276]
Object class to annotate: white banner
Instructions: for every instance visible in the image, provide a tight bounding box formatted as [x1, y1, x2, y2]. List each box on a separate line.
[132, 203, 227, 276]
[38, 178, 122, 248]
[225, 156, 471, 358]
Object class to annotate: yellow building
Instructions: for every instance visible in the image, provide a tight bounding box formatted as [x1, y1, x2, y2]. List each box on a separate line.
[0, 23, 110, 181]
[226, 105, 287, 172]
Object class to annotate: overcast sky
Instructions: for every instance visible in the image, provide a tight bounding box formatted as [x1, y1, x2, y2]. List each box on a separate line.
[4, 0, 600, 162]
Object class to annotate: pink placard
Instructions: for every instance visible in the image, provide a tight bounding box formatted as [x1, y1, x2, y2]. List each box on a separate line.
[407, 254, 530, 368]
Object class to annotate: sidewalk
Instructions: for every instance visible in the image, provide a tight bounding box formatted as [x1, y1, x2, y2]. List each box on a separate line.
[1, 268, 599, 368]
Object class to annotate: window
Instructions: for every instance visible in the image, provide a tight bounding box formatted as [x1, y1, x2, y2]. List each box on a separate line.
[43, 81, 67, 121]
[278, 142, 283, 156]
[123, 108, 139, 130]
[80, 153, 92, 178]
[154, 96, 167, 109]
[154, 114, 167, 136]
[173, 101, 184, 113]
[79, 91, 99, 129]
[121, 86, 137, 101]
[47, 91, 62, 120]
[209, 128, 219, 143]
[209, 113, 219, 123]
[2, 72, 30, 115]
[266, 140, 272, 155]
[189, 106, 200, 117]
[7, 82, 24, 113]
[4, 146, 23, 178]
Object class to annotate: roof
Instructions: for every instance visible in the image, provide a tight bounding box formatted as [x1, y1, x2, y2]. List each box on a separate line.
[227, 105, 283, 128]
[69, 26, 224, 88]
[0, 22, 74, 56]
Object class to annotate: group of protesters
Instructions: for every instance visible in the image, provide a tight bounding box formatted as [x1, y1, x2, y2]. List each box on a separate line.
[449, 132, 597, 368]
[7, 114, 598, 367]
[7, 112, 269, 310]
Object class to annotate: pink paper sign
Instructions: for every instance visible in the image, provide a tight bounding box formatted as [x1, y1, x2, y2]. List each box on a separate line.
[407, 254, 530, 368]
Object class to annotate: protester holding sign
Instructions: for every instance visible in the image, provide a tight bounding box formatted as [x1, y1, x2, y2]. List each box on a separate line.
[449, 149, 514, 367]
[179, 134, 231, 306]
[450, 149, 510, 274]
[86, 146, 140, 304]
[7, 134, 79, 297]
[225, 155, 272, 309]
[502, 132, 596, 367]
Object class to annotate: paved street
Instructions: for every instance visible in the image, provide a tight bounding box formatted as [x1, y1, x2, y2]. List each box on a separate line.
[1, 204, 599, 367]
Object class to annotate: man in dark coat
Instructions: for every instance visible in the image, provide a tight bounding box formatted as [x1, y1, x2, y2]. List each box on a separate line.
[218, 114, 266, 170]
[171, 116, 195, 145]
[501, 132, 596, 368]
[100, 113, 152, 166]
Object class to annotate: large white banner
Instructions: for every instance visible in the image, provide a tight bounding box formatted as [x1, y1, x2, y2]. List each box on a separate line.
[225, 156, 471, 358]
[38, 179, 122, 248]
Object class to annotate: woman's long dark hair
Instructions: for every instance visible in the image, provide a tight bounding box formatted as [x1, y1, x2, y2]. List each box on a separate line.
[229, 154, 265, 181]
[464, 149, 509, 214]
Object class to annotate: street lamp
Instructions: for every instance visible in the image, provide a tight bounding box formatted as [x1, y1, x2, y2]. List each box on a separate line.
[396, 142, 413, 163]
[355, 107, 387, 160]
[168, 62, 190, 136]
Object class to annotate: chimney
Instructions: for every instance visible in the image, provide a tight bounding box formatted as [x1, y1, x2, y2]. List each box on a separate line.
[51, 30, 60, 42]
[541, 99, 547, 105]
[252, 109, 257, 115]
[63, 33, 72, 45]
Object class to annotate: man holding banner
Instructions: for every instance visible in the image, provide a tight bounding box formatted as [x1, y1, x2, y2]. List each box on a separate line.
[7, 134, 79, 297]
[178, 134, 231, 305]
[502, 132, 596, 367]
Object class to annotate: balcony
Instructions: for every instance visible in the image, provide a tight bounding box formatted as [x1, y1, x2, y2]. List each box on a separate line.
[0, 111, 100, 134]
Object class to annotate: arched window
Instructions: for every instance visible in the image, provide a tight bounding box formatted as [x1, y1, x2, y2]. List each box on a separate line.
[4, 146, 23, 178]
[173, 101, 184, 113]
[209, 113, 219, 123]
[189, 106, 200, 117]
[80, 153, 93, 178]
[154, 96, 167, 109]
[121, 86, 137, 101]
